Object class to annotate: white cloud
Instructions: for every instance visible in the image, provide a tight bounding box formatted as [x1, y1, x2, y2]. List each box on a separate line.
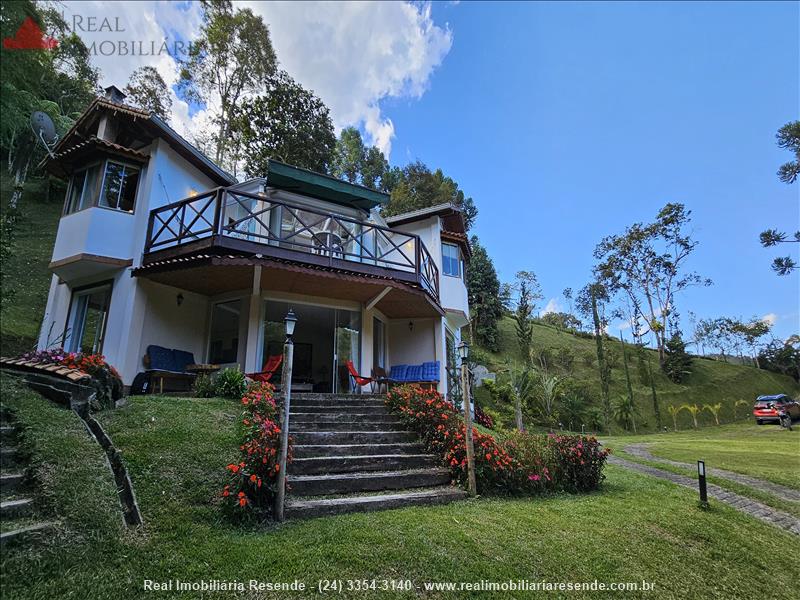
[761, 313, 778, 326]
[540, 298, 561, 316]
[240, 1, 452, 156]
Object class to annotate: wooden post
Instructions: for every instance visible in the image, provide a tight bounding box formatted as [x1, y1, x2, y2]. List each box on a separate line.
[274, 338, 294, 521]
[461, 360, 477, 497]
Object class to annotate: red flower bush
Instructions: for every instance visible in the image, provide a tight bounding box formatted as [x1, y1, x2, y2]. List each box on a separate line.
[386, 385, 609, 495]
[221, 382, 291, 517]
[474, 405, 494, 429]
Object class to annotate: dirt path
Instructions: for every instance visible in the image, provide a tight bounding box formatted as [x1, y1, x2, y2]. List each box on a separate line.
[606, 454, 800, 536]
[623, 443, 800, 503]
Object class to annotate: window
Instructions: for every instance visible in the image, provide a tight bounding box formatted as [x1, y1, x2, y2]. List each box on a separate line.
[65, 160, 140, 215]
[442, 242, 462, 278]
[66, 283, 112, 354]
[208, 299, 242, 364]
[373, 317, 386, 369]
[99, 161, 140, 212]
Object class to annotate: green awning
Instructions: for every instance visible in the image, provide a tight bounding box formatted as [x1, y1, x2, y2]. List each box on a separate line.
[265, 159, 389, 211]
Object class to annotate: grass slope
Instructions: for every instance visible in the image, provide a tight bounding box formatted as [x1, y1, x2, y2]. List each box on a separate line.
[473, 316, 800, 433]
[2, 391, 798, 599]
[1, 174, 63, 356]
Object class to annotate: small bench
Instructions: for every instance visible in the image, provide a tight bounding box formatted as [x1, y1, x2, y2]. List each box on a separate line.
[388, 361, 440, 390]
[142, 345, 197, 393]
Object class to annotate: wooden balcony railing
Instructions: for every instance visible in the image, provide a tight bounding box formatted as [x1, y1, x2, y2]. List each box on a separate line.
[144, 188, 440, 299]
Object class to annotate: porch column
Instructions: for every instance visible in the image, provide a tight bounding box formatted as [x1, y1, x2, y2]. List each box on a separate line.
[244, 266, 262, 373]
[433, 317, 447, 395]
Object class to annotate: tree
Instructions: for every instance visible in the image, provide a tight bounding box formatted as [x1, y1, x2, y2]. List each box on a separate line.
[612, 395, 639, 433]
[666, 404, 684, 430]
[682, 403, 701, 429]
[511, 271, 542, 364]
[733, 317, 771, 368]
[331, 127, 365, 183]
[758, 336, 800, 381]
[382, 161, 478, 231]
[508, 365, 535, 431]
[594, 203, 711, 364]
[532, 368, 562, 426]
[541, 312, 582, 332]
[125, 66, 171, 120]
[760, 121, 800, 275]
[361, 146, 390, 191]
[662, 334, 693, 383]
[465, 236, 502, 352]
[619, 333, 636, 423]
[178, 0, 277, 168]
[703, 403, 722, 426]
[236, 70, 336, 176]
[644, 349, 662, 429]
[576, 283, 612, 428]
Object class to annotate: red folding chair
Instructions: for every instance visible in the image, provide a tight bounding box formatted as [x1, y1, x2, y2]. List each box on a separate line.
[247, 354, 283, 383]
[346, 360, 373, 392]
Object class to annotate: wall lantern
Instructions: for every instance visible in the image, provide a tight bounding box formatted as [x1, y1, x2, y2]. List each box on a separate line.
[457, 340, 470, 361]
[176, 293, 184, 306]
[408, 321, 414, 332]
[285, 309, 298, 340]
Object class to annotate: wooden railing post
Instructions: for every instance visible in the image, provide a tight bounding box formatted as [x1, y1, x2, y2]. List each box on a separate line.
[144, 210, 155, 253]
[213, 188, 224, 238]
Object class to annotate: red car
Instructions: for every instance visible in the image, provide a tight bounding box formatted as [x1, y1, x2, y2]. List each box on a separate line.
[753, 394, 800, 425]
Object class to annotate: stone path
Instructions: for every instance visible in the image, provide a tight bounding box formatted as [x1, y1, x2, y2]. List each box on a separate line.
[623, 443, 800, 503]
[607, 454, 800, 536]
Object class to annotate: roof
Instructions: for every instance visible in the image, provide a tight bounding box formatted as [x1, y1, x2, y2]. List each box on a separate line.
[441, 229, 472, 259]
[384, 202, 460, 225]
[261, 158, 389, 212]
[44, 97, 236, 186]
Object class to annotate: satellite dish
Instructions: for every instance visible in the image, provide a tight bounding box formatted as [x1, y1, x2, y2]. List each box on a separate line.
[30, 111, 58, 158]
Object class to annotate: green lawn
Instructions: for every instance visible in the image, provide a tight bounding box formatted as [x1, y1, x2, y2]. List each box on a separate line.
[604, 422, 800, 490]
[473, 316, 800, 434]
[2, 384, 798, 600]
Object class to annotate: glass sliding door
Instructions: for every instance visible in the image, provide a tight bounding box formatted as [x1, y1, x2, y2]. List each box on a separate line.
[373, 317, 386, 370]
[66, 283, 112, 354]
[334, 309, 362, 393]
[208, 299, 242, 365]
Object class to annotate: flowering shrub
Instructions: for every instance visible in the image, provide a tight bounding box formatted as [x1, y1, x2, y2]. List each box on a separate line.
[386, 385, 609, 495]
[221, 382, 290, 518]
[21, 347, 122, 410]
[545, 433, 610, 492]
[474, 405, 494, 429]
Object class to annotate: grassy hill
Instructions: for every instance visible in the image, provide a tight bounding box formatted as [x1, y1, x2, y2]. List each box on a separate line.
[1, 174, 63, 356]
[472, 316, 800, 434]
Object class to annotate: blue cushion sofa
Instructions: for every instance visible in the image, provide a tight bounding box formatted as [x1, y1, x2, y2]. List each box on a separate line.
[388, 361, 440, 389]
[142, 345, 197, 393]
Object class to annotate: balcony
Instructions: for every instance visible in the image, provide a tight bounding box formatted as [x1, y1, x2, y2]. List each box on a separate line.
[143, 188, 440, 300]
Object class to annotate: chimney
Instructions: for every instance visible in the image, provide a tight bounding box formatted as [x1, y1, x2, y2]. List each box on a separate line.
[103, 85, 127, 104]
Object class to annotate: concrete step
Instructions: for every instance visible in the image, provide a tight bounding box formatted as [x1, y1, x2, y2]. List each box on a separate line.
[0, 448, 19, 467]
[0, 473, 24, 494]
[0, 498, 33, 519]
[290, 405, 388, 415]
[291, 398, 386, 408]
[0, 425, 16, 443]
[291, 413, 400, 424]
[285, 486, 467, 519]
[291, 454, 438, 475]
[292, 431, 418, 445]
[0, 522, 57, 548]
[293, 443, 425, 459]
[291, 420, 404, 432]
[288, 467, 451, 496]
[292, 394, 384, 401]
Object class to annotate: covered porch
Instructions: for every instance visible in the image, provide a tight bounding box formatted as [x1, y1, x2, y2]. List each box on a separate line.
[131, 257, 447, 394]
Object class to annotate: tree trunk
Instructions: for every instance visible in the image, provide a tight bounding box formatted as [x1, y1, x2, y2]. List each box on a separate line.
[514, 393, 524, 431]
[646, 353, 662, 429]
[592, 291, 611, 429]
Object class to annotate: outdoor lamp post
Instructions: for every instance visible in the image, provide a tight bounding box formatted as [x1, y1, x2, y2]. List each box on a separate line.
[458, 341, 477, 497]
[274, 309, 297, 521]
[697, 460, 708, 508]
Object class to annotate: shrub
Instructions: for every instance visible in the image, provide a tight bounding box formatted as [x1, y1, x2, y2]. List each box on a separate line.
[192, 374, 217, 398]
[215, 368, 247, 399]
[546, 433, 609, 492]
[474, 404, 494, 429]
[386, 385, 609, 495]
[221, 382, 289, 518]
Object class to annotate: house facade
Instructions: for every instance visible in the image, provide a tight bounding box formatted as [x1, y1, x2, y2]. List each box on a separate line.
[37, 87, 470, 397]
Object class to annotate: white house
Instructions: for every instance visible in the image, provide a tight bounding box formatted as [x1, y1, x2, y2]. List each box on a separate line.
[37, 87, 471, 397]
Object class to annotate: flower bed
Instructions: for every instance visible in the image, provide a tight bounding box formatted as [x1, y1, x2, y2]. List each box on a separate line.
[386, 385, 609, 495]
[221, 382, 290, 518]
[20, 348, 123, 410]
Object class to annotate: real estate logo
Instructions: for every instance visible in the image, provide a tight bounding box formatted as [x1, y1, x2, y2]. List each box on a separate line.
[3, 17, 58, 50]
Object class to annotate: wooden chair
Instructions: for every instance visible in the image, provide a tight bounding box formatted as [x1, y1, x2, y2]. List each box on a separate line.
[247, 354, 283, 383]
[371, 366, 391, 394]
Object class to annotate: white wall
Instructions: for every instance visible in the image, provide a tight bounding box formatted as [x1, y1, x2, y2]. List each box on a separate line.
[388, 318, 436, 366]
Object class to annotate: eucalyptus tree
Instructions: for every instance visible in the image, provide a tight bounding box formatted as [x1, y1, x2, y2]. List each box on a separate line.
[593, 203, 711, 365]
[125, 66, 171, 121]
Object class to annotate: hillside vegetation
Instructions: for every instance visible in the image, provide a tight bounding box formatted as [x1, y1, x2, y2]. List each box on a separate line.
[472, 316, 800, 434]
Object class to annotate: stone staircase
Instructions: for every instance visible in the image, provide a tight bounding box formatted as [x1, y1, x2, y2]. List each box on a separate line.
[0, 406, 55, 547]
[284, 394, 466, 519]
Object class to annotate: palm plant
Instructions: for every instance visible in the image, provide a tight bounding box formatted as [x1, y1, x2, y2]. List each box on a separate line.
[612, 395, 639, 433]
[682, 403, 701, 428]
[666, 404, 684, 430]
[702, 402, 722, 426]
[507, 364, 535, 431]
[533, 368, 562, 425]
[733, 399, 748, 420]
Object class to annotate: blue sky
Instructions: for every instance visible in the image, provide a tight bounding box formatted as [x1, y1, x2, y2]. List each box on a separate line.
[384, 1, 799, 341]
